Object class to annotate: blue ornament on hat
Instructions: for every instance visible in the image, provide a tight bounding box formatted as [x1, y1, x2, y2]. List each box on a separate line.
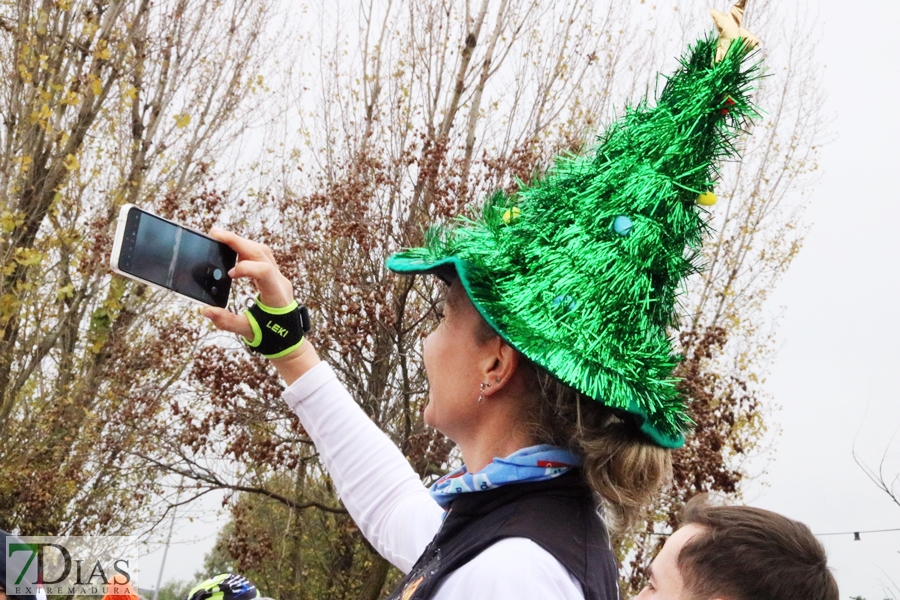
[612, 215, 633, 237]
[552, 295, 578, 313]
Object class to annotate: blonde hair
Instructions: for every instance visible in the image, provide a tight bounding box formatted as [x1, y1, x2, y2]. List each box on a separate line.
[525, 368, 672, 532]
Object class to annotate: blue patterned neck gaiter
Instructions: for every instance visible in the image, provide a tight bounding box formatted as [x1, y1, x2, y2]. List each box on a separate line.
[429, 444, 582, 509]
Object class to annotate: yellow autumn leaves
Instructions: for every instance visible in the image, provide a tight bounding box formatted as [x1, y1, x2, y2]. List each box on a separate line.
[30, 102, 52, 126]
[0, 210, 25, 233]
[93, 39, 111, 61]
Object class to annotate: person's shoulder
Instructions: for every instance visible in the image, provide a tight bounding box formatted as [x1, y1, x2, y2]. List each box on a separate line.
[433, 537, 584, 600]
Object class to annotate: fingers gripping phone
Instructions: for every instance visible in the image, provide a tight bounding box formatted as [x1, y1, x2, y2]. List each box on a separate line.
[110, 204, 237, 308]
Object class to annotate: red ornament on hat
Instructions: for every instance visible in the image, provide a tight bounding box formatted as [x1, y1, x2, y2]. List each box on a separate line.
[721, 97, 736, 115]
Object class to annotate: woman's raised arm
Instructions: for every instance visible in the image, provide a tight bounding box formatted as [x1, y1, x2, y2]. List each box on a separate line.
[199, 228, 445, 571]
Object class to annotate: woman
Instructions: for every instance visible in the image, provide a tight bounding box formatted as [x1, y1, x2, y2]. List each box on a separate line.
[201, 4, 761, 598]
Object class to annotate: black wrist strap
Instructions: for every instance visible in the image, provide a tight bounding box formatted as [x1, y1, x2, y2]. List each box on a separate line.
[242, 296, 311, 359]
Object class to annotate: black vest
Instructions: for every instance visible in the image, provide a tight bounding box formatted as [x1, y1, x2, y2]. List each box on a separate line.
[386, 470, 619, 600]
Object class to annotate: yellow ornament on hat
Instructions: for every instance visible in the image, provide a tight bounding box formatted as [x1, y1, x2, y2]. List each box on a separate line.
[697, 191, 718, 206]
[502, 206, 521, 224]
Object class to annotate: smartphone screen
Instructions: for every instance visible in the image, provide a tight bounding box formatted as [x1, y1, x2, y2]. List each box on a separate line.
[116, 208, 236, 307]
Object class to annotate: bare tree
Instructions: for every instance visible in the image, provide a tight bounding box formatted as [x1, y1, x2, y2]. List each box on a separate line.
[617, 0, 831, 591]
[854, 434, 900, 512]
[0, 0, 283, 536]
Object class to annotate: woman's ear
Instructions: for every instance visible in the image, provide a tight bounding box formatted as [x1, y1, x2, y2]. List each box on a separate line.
[481, 338, 520, 398]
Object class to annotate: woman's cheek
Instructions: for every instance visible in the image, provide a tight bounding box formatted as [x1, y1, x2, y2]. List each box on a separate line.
[423, 397, 436, 428]
[421, 329, 443, 428]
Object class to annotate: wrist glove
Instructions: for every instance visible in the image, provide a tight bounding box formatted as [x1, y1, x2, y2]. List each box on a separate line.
[242, 296, 311, 359]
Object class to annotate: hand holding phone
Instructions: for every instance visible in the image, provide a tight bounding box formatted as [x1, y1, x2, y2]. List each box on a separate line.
[109, 204, 237, 307]
[199, 228, 321, 384]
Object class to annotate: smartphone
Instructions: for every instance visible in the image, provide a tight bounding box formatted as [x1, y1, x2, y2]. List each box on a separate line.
[109, 204, 237, 308]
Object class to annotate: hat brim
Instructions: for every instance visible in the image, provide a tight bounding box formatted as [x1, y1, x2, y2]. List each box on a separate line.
[386, 252, 685, 449]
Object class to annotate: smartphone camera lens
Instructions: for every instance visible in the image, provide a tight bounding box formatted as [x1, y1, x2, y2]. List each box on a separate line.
[211, 285, 219, 296]
[213, 268, 223, 281]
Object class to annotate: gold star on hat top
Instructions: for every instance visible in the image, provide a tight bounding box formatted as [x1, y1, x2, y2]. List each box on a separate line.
[711, 0, 760, 62]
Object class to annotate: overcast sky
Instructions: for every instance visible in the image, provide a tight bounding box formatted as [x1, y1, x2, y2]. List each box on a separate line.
[744, 0, 900, 597]
[138, 1, 900, 598]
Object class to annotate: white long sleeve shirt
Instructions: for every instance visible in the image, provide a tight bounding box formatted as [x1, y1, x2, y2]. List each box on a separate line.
[283, 362, 585, 599]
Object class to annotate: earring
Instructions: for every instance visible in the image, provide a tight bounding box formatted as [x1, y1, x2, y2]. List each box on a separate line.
[478, 381, 490, 403]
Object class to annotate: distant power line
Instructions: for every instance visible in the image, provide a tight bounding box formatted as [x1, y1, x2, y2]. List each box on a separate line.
[645, 527, 900, 540]
[814, 527, 900, 540]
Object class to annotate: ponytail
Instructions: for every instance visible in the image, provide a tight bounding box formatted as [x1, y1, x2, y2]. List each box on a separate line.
[525, 368, 672, 532]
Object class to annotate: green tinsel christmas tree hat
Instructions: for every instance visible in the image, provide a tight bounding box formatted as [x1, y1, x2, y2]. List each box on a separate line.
[387, 2, 763, 449]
